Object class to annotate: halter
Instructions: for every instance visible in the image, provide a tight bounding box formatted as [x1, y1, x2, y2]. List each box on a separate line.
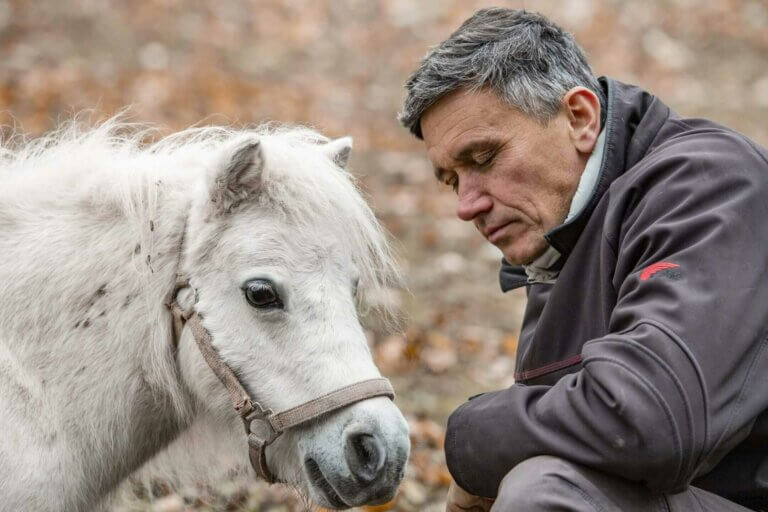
[164, 227, 395, 483]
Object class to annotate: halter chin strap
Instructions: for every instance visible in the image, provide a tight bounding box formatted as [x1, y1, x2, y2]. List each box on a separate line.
[166, 277, 395, 483]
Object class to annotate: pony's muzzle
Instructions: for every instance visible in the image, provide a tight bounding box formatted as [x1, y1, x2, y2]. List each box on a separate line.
[300, 403, 409, 509]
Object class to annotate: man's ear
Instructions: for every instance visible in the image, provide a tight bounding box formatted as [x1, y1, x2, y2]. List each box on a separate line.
[323, 136, 353, 168]
[563, 87, 601, 155]
[209, 138, 264, 215]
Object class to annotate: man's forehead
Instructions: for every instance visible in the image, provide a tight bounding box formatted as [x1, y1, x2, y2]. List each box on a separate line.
[422, 89, 512, 147]
[422, 90, 509, 172]
[422, 89, 498, 137]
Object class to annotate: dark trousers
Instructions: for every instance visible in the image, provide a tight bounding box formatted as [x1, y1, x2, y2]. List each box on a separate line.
[491, 456, 753, 511]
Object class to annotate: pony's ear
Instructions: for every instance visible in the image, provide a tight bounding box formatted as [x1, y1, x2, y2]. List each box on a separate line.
[324, 137, 353, 168]
[209, 138, 264, 214]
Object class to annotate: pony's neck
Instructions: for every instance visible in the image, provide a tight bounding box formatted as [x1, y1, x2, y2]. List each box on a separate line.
[0, 164, 200, 508]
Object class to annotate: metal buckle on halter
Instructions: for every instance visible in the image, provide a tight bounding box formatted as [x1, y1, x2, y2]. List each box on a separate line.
[244, 400, 281, 446]
[244, 401, 281, 484]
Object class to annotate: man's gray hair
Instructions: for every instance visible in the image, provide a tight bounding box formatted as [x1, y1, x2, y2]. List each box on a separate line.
[399, 8, 606, 139]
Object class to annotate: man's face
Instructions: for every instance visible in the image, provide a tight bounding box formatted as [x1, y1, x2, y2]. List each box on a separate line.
[420, 87, 596, 265]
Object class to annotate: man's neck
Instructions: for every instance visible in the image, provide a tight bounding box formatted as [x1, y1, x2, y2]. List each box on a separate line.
[566, 127, 607, 223]
[521, 126, 607, 283]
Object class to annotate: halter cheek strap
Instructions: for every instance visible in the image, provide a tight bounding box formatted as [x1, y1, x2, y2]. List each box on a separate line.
[166, 278, 395, 484]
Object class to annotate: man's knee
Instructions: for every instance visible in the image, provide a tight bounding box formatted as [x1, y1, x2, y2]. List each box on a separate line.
[492, 456, 596, 511]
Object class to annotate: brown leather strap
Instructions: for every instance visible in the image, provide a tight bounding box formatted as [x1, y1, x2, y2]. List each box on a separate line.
[184, 310, 255, 415]
[269, 378, 394, 432]
[248, 434, 273, 481]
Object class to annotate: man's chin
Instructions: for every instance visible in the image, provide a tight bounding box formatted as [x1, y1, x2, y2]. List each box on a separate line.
[498, 240, 549, 266]
[504, 254, 537, 266]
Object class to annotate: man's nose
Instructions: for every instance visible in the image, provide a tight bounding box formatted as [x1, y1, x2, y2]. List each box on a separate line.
[457, 188, 492, 221]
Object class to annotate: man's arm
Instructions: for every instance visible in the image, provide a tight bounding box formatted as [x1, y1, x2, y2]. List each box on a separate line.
[446, 133, 768, 498]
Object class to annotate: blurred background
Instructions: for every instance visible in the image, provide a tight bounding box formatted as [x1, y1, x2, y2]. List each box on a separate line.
[2, 0, 766, 510]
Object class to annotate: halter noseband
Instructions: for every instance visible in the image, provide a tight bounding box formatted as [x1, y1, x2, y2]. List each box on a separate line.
[165, 263, 394, 484]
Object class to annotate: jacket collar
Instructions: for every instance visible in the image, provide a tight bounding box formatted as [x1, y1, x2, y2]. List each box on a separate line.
[500, 77, 672, 292]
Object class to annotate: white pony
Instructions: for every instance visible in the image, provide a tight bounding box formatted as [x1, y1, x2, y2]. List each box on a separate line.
[0, 119, 409, 511]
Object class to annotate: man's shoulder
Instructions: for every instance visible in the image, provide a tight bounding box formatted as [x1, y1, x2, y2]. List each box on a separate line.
[614, 118, 768, 193]
[597, 118, 768, 244]
[657, 117, 767, 161]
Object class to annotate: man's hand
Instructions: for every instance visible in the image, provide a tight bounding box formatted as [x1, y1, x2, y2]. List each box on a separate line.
[446, 480, 495, 512]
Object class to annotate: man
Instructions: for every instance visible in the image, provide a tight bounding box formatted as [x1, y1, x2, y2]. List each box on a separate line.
[399, 8, 768, 512]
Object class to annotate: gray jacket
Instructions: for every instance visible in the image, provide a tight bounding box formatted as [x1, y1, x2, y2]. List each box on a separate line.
[445, 78, 768, 510]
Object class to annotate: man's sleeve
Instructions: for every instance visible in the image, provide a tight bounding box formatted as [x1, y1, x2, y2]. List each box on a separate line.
[445, 134, 768, 498]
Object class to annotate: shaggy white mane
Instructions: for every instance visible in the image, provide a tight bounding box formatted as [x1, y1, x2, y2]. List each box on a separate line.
[0, 116, 401, 322]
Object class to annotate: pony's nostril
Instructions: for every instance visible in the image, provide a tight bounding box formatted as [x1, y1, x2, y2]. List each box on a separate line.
[344, 432, 386, 484]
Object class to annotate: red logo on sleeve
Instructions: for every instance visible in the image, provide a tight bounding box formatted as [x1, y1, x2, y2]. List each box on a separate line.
[640, 262, 681, 281]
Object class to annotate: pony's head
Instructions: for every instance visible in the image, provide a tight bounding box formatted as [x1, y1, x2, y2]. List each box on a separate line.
[177, 128, 408, 508]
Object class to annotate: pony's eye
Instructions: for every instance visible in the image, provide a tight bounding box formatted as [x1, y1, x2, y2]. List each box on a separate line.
[352, 277, 360, 297]
[244, 279, 282, 309]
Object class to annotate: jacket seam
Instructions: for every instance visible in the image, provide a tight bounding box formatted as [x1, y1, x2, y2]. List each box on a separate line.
[590, 318, 710, 476]
[602, 224, 619, 294]
[627, 101, 670, 164]
[588, 336, 698, 481]
[603, 228, 619, 261]
[704, 334, 768, 468]
[584, 354, 684, 487]
[618, 319, 710, 451]
[743, 138, 768, 168]
[447, 413, 469, 495]
[554, 475, 609, 512]
[635, 319, 711, 471]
